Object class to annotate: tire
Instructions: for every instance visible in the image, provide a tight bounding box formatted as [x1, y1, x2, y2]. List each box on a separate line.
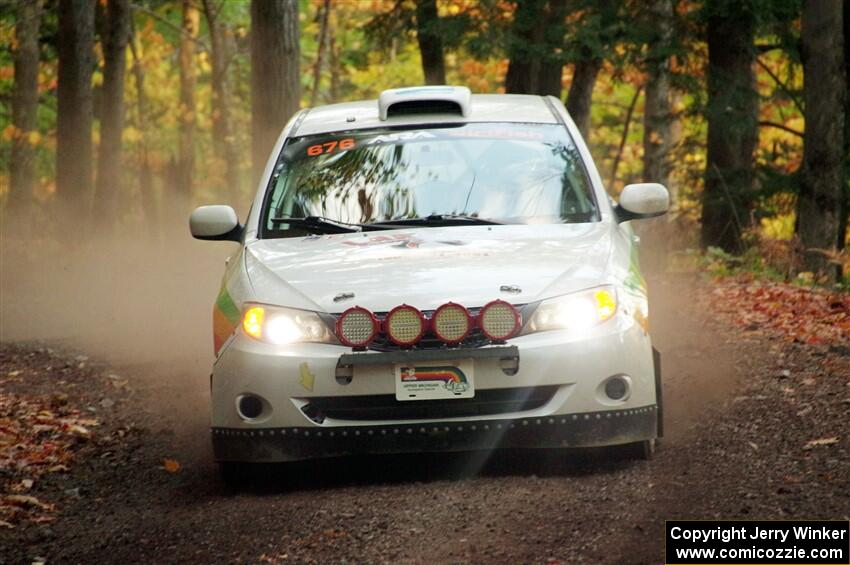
[625, 438, 656, 460]
[219, 462, 248, 488]
[653, 347, 664, 438]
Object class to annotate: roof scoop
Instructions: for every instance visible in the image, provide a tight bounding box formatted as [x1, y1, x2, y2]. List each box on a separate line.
[378, 86, 471, 120]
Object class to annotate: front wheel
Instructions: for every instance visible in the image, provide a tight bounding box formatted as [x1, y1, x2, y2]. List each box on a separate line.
[627, 438, 656, 460]
[219, 461, 250, 488]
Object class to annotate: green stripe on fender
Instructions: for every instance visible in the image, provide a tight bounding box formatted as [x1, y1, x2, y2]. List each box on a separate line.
[216, 287, 240, 324]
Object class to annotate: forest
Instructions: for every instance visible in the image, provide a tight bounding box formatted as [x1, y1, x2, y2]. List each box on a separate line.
[1, 0, 848, 286]
[1, 2, 849, 561]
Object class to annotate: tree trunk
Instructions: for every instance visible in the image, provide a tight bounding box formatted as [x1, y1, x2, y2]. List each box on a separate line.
[504, 0, 564, 97]
[795, 0, 845, 280]
[329, 17, 340, 103]
[94, 0, 130, 233]
[57, 0, 95, 229]
[9, 0, 43, 214]
[415, 0, 446, 85]
[701, 0, 758, 253]
[537, 59, 564, 99]
[565, 58, 601, 141]
[202, 0, 239, 205]
[642, 0, 679, 201]
[177, 0, 199, 208]
[840, 0, 849, 259]
[538, 0, 568, 97]
[610, 86, 642, 188]
[251, 0, 300, 184]
[504, 0, 542, 94]
[310, 0, 331, 105]
[128, 29, 158, 242]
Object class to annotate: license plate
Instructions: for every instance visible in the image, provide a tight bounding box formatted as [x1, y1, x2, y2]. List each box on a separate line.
[395, 360, 474, 401]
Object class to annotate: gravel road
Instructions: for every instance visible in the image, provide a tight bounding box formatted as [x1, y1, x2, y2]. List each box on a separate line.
[1, 274, 848, 564]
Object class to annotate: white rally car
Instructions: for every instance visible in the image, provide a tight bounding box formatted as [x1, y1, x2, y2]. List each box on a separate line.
[190, 86, 669, 477]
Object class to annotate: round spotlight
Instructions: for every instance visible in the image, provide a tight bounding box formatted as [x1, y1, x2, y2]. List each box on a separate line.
[604, 376, 629, 400]
[385, 304, 426, 346]
[335, 306, 378, 348]
[237, 394, 264, 419]
[478, 300, 521, 341]
[432, 302, 473, 344]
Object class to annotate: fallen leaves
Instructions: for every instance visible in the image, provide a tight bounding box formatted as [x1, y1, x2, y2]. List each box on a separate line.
[709, 280, 850, 346]
[803, 437, 840, 450]
[162, 458, 181, 473]
[0, 390, 99, 526]
[3, 494, 54, 512]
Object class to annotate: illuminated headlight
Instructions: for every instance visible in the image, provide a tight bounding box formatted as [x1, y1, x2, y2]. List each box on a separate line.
[520, 286, 618, 335]
[242, 304, 336, 345]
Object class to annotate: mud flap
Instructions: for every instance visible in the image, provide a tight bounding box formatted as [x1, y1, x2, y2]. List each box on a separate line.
[653, 347, 664, 438]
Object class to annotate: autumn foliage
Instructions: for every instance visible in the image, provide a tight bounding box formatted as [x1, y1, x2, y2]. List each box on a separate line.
[709, 280, 850, 346]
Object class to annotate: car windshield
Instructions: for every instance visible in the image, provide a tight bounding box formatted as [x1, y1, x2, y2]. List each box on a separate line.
[261, 122, 598, 238]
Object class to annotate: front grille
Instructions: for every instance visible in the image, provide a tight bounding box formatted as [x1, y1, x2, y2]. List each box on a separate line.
[300, 386, 558, 423]
[368, 327, 492, 352]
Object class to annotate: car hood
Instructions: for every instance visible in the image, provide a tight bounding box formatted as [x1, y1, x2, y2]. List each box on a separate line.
[244, 223, 613, 313]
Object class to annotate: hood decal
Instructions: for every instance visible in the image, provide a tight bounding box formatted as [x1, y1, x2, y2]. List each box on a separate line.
[342, 232, 467, 249]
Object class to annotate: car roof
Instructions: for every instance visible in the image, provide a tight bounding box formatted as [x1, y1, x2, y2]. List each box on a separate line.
[293, 93, 560, 137]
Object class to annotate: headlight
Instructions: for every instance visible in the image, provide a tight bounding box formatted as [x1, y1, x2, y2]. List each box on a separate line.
[520, 286, 617, 335]
[241, 304, 336, 345]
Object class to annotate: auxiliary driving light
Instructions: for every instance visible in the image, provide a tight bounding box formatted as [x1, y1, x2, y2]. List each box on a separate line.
[477, 300, 521, 341]
[604, 375, 630, 400]
[385, 304, 426, 346]
[336, 306, 379, 347]
[432, 302, 473, 344]
[237, 394, 264, 419]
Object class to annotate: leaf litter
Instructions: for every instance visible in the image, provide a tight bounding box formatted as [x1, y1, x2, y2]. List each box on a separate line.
[708, 280, 850, 346]
[0, 389, 99, 526]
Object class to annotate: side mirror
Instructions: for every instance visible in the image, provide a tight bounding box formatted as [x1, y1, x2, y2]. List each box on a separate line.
[615, 183, 669, 222]
[190, 205, 242, 242]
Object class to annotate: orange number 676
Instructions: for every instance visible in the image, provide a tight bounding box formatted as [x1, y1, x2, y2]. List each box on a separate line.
[307, 138, 355, 156]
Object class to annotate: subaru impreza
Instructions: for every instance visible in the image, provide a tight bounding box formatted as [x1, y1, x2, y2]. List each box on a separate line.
[190, 86, 669, 479]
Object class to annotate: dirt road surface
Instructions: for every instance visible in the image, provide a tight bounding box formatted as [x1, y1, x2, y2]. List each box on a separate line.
[1, 270, 848, 564]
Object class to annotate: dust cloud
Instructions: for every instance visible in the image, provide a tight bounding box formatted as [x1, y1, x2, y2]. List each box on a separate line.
[0, 212, 235, 425]
[0, 211, 740, 442]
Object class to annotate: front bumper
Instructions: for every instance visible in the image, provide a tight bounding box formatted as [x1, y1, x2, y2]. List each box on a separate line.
[212, 406, 658, 462]
[210, 318, 659, 462]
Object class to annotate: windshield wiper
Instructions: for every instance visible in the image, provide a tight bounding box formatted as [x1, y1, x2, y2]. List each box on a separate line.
[270, 216, 393, 234]
[368, 214, 504, 228]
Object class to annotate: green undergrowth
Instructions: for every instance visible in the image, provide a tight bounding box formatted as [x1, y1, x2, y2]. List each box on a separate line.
[668, 247, 850, 292]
